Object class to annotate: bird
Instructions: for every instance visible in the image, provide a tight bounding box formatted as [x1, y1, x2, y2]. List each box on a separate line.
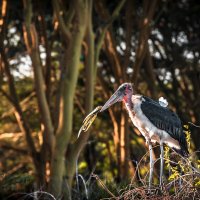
[100, 83, 189, 188]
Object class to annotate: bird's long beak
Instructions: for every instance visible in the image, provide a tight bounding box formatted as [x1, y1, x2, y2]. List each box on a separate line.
[100, 89, 123, 112]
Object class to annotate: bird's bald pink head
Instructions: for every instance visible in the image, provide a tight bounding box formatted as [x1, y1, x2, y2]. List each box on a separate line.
[100, 83, 133, 112]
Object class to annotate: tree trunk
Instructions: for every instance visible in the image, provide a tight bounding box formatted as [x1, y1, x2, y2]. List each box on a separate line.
[49, 15, 86, 199]
[62, 0, 127, 197]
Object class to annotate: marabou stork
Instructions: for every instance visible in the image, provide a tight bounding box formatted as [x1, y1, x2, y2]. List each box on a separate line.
[100, 83, 189, 187]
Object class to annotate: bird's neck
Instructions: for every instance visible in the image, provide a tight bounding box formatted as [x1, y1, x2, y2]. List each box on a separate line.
[123, 94, 133, 111]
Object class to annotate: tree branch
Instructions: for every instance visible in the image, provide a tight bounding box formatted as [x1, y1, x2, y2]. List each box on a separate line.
[1, 91, 35, 119]
[23, 0, 55, 152]
[0, 33, 37, 161]
[132, 0, 158, 86]
[52, 0, 73, 40]
[37, 2, 52, 104]
[0, 142, 27, 155]
[124, 0, 134, 81]
[95, 0, 126, 84]
[0, 87, 14, 105]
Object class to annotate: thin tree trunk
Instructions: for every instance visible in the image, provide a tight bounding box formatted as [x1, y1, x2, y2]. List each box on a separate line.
[23, 0, 55, 185]
[49, 2, 87, 196]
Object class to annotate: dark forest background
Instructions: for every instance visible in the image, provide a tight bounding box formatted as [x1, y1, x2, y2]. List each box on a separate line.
[0, 0, 200, 199]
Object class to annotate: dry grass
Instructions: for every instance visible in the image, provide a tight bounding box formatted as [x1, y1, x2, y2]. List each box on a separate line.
[91, 148, 200, 200]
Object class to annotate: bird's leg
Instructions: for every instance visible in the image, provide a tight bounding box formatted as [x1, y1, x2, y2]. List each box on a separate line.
[148, 141, 154, 189]
[159, 141, 164, 187]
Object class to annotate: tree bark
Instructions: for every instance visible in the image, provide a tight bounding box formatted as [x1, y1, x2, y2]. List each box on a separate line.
[23, 0, 55, 185]
[49, 1, 87, 198]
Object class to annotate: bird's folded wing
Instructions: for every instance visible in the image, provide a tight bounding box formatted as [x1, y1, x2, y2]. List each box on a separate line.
[141, 96, 182, 141]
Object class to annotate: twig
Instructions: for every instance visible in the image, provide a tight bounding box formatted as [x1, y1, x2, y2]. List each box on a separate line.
[91, 173, 117, 199]
[188, 122, 200, 128]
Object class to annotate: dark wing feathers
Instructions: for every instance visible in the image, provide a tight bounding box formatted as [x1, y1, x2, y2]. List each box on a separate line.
[141, 96, 188, 155]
